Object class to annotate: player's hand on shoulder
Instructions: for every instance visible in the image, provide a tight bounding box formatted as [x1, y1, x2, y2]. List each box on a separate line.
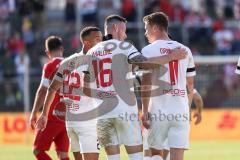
[170, 48, 187, 61]
[35, 113, 48, 131]
[142, 112, 151, 129]
[29, 113, 37, 130]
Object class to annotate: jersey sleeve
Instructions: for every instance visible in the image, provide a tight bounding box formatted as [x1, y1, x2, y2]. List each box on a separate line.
[40, 62, 56, 88]
[41, 59, 62, 87]
[236, 57, 240, 74]
[126, 42, 147, 63]
[141, 47, 151, 58]
[186, 48, 196, 77]
[53, 60, 66, 83]
[40, 64, 50, 88]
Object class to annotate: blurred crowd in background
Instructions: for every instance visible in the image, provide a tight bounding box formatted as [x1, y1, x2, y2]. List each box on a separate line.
[0, 0, 240, 111]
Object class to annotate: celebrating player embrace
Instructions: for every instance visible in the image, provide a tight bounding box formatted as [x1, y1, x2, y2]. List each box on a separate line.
[141, 12, 196, 160]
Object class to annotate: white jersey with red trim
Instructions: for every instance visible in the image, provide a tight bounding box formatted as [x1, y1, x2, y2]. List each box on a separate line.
[141, 39, 196, 114]
[53, 51, 97, 127]
[236, 57, 240, 74]
[87, 39, 142, 119]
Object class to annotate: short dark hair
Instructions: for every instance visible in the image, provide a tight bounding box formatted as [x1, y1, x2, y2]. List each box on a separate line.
[143, 12, 169, 31]
[45, 36, 62, 52]
[80, 26, 100, 42]
[104, 14, 127, 27]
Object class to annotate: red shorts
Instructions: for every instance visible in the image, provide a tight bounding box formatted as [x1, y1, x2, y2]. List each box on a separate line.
[33, 121, 69, 152]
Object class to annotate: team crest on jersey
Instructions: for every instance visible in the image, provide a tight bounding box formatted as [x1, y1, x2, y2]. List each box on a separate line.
[160, 48, 171, 55]
[67, 60, 75, 71]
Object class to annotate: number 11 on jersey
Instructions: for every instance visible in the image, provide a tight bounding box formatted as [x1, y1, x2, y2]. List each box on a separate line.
[169, 60, 178, 85]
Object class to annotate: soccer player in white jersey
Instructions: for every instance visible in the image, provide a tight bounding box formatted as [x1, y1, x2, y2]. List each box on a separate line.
[141, 12, 196, 160]
[143, 89, 203, 160]
[236, 57, 240, 74]
[162, 88, 203, 160]
[36, 27, 102, 160]
[85, 14, 188, 160]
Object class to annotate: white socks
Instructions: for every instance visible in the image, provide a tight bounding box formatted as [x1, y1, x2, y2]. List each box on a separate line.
[151, 155, 163, 160]
[107, 154, 120, 160]
[128, 152, 143, 160]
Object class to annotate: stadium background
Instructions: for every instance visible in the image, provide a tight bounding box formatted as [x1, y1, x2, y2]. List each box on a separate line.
[0, 0, 240, 159]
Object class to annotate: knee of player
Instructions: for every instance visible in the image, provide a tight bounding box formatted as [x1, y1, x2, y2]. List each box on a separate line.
[150, 148, 163, 157]
[33, 149, 40, 156]
[144, 149, 152, 157]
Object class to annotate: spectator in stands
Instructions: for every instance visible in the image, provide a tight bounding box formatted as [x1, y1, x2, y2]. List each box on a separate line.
[0, 0, 11, 37]
[64, 0, 76, 33]
[18, 0, 32, 18]
[159, 0, 174, 20]
[7, 31, 25, 59]
[144, 0, 160, 15]
[0, 0, 10, 22]
[22, 17, 35, 55]
[171, 1, 185, 24]
[80, 0, 99, 26]
[4, 82, 16, 108]
[32, 0, 45, 36]
[121, 0, 136, 22]
[213, 23, 234, 55]
[14, 51, 25, 103]
[97, 0, 120, 27]
[231, 25, 240, 54]
[234, 0, 240, 19]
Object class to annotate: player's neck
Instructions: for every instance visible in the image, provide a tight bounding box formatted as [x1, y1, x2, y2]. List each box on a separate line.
[50, 51, 62, 59]
[154, 32, 171, 41]
[82, 46, 89, 54]
[105, 30, 119, 40]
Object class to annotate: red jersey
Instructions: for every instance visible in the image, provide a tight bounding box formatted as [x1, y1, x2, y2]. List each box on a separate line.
[41, 57, 64, 123]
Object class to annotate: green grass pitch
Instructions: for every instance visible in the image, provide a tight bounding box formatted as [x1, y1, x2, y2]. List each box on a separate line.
[0, 141, 239, 160]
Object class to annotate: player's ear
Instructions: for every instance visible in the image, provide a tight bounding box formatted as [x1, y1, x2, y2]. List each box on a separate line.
[113, 24, 118, 32]
[84, 40, 90, 46]
[153, 25, 158, 32]
[45, 50, 50, 58]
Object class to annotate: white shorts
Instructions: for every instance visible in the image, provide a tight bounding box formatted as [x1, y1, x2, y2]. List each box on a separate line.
[148, 117, 190, 150]
[66, 124, 100, 153]
[163, 139, 170, 150]
[143, 129, 170, 151]
[97, 117, 142, 147]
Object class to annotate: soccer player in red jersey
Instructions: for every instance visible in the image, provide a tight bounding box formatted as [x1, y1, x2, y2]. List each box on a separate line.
[30, 36, 69, 160]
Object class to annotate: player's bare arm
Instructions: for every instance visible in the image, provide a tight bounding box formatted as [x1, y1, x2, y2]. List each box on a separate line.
[30, 84, 47, 129]
[141, 72, 152, 129]
[187, 76, 194, 106]
[129, 48, 187, 69]
[35, 79, 62, 131]
[193, 91, 203, 125]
